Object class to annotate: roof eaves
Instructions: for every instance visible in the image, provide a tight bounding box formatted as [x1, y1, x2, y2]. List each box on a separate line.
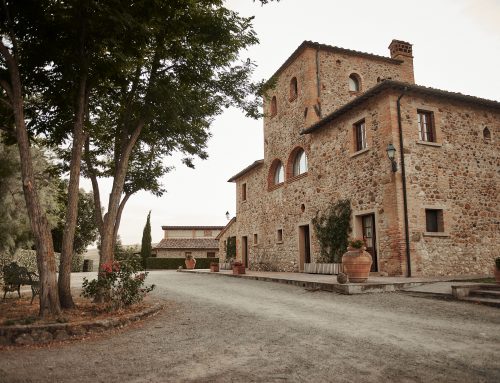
[215, 217, 236, 240]
[301, 80, 500, 135]
[227, 159, 264, 182]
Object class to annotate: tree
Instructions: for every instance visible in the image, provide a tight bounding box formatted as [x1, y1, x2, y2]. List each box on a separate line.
[81, 1, 263, 276]
[140, 211, 152, 267]
[0, 2, 61, 314]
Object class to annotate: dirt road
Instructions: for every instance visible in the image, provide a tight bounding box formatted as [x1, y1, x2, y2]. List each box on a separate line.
[1, 270, 499, 382]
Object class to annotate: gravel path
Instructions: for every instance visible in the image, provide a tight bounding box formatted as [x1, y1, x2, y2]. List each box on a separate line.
[1, 270, 499, 383]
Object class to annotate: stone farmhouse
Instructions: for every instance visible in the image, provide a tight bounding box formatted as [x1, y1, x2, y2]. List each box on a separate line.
[218, 40, 499, 277]
[153, 226, 223, 259]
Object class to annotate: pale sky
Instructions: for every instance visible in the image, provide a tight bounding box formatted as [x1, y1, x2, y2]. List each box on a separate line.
[81, 0, 500, 246]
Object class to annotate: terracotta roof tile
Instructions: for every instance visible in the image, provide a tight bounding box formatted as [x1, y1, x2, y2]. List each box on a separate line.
[161, 226, 224, 230]
[153, 238, 219, 250]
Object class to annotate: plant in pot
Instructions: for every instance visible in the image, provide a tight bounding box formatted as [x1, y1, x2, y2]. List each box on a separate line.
[185, 254, 196, 269]
[341, 238, 372, 283]
[494, 257, 500, 284]
[232, 261, 245, 275]
[210, 262, 219, 272]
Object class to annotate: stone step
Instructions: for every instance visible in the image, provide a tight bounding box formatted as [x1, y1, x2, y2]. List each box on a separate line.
[470, 289, 500, 299]
[461, 296, 500, 308]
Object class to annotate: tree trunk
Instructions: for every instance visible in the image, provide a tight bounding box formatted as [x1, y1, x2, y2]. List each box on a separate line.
[98, 122, 144, 267]
[58, 74, 88, 309]
[0, 41, 61, 317]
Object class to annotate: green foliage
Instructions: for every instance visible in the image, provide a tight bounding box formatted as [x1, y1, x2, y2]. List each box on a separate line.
[0, 138, 59, 261]
[114, 236, 139, 261]
[146, 257, 219, 270]
[81, 258, 155, 310]
[225, 237, 236, 260]
[349, 239, 364, 249]
[71, 253, 84, 272]
[312, 200, 352, 263]
[140, 211, 152, 267]
[51, 181, 99, 255]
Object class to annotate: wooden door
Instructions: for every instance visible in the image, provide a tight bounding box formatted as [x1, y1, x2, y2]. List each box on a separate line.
[362, 214, 378, 272]
[242, 236, 248, 268]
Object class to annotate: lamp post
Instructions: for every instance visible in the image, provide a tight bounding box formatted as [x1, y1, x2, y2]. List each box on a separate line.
[386, 143, 397, 172]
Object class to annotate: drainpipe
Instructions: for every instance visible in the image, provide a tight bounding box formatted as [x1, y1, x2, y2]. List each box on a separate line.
[397, 88, 412, 277]
[315, 45, 322, 118]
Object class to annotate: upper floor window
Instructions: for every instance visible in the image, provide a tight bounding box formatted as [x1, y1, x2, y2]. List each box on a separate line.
[418, 110, 436, 142]
[270, 96, 277, 117]
[425, 209, 444, 232]
[274, 162, 284, 184]
[349, 74, 361, 92]
[241, 183, 247, 201]
[483, 127, 491, 141]
[290, 77, 298, 101]
[354, 119, 367, 151]
[292, 149, 308, 176]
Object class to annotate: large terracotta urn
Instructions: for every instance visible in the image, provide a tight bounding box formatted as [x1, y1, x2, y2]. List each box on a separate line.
[185, 257, 196, 269]
[341, 247, 372, 283]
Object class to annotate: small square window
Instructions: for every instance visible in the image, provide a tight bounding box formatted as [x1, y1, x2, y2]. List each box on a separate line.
[253, 233, 258, 245]
[242, 183, 247, 201]
[207, 252, 216, 258]
[418, 110, 436, 142]
[353, 119, 367, 151]
[185, 251, 192, 258]
[277, 229, 283, 243]
[425, 209, 444, 232]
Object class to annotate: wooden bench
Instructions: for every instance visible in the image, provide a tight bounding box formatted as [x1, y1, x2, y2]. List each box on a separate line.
[2, 262, 40, 304]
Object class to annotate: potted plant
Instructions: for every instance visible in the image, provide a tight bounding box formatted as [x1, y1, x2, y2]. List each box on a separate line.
[232, 261, 245, 275]
[185, 254, 196, 269]
[494, 257, 500, 284]
[341, 238, 372, 283]
[210, 262, 219, 272]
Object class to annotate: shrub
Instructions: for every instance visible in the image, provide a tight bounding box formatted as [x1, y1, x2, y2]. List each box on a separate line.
[349, 238, 364, 249]
[81, 258, 155, 310]
[146, 257, 219, 269]
[312, 200, 352, 263]
[71, 253, 84, 272]
[225, 236, 236, 261]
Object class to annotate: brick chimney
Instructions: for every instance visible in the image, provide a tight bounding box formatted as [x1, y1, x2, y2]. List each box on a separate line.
[388, 40, 415, 84]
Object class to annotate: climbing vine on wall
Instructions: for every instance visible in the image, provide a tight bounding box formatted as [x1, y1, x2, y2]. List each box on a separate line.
[312, 200, 352, 263]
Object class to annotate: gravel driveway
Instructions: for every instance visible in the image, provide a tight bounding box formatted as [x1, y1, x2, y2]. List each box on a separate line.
[1, 270, 499, 382]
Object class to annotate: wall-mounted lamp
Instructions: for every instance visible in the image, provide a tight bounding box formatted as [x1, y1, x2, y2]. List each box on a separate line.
[386, 143, 397, 172]
[225, 211, 230, 220]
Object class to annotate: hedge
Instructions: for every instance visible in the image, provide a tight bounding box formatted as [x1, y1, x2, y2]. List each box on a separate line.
[146, 257, 219, 270]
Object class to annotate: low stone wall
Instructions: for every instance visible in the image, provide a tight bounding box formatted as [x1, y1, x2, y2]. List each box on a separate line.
[0, 303, 163, 346]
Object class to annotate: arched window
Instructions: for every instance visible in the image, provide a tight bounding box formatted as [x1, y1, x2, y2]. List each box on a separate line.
[268, 159, 284, 189]
[292, 149, 308, 176]
[483, 127, 491, 141]
[289, 77, 298, 100]
[274, 162, 284, 184]
[270, 96, 277, 117]
[349, 74, 361, 92]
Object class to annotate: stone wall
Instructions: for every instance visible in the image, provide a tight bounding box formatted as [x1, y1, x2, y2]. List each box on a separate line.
[155, 249, 218, 259]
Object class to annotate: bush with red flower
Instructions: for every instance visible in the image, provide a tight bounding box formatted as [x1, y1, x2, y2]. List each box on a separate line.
[82, 257, 155, 310]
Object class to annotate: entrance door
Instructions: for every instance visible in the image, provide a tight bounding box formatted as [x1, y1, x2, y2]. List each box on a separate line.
[299, 225, 311, 271]
[242, 236, 248, 268]
[362, 214, 378, 272]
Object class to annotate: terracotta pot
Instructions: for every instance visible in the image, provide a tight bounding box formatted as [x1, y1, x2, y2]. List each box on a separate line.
[494, 267, 500, 284]
[210, 263, 219, 272]
[232, 264, 245, 275]
[341, 247, 372, 283]
[185, 258, 196, 269]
